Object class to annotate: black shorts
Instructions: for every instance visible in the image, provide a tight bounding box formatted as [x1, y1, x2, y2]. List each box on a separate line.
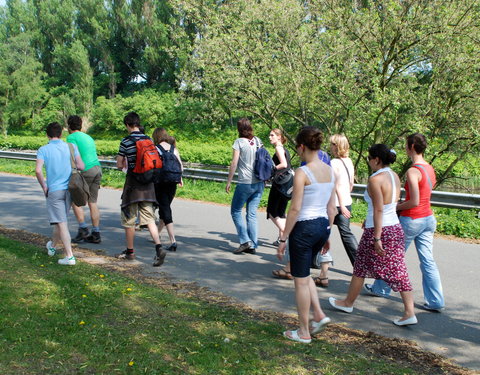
[289, 217, 331, 278]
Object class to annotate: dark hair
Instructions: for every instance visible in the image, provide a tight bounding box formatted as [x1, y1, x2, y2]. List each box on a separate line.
[46, 122, 62, 138]
[295, 126, 323, 151]
[237, 118, 253, 139]
[124, 112, 140, 127]
[152, 127, 169, 144]
[168, 135, 176, 146]
[368, 144, 397, 165]
[67, 115, 82, 131]
[138, 125, 145, 134]
[406, 133, 427, 155]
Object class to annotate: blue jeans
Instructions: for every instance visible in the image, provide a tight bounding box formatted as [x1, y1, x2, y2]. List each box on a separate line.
[230, 182, 265, 248]
[370, 215, 445, 309]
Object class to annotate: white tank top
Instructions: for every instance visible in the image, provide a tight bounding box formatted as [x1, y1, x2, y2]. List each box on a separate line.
[364, 167, 399, 228]
[297, 165, 335, 222]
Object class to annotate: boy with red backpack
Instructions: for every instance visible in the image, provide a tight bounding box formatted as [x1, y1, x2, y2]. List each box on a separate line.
[115, 112, 166, 266]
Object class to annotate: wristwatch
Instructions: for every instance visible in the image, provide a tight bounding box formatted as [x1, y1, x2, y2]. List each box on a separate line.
[374, 237, 381, 242]
[279, 239, 287, 243]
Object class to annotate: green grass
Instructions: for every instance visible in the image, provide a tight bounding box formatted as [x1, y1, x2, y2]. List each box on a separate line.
[1, 158, 479, 239]
[0, 235, 420, 374]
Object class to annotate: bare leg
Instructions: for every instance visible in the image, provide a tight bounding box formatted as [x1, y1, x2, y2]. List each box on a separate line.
[57, 222, 73, 258]
[165, 223, 176, 244]
[269, 214, 286, 239]
[309, 277, 328, 322]
[147, 222, 161, 246]
[125, 227, 135, 249]
[88, 202, 100, 228]
[51, 224, 61, 248]
[294, 276, 314, 339]
[335, 275, 364, 308]
[399, 291, 416, 320]
[319, 262, 329, 280]
[157, 220, 165, 235]
[72, 204, 85, 225]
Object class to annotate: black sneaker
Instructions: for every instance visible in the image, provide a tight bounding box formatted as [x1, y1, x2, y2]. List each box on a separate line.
[244, 247, 256, 254]
[72, 227, 89, 243]
[86, 231, 101, 244]
[115, 250, 135, 260]
[153, 250, 166, 267]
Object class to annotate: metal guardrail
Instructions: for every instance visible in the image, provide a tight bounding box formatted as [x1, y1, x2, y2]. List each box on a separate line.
[2, 150, 480, 211]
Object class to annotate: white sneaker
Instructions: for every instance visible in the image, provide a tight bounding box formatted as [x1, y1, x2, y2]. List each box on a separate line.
[46, 241, 56, 256]
[58, 256, 76, 266]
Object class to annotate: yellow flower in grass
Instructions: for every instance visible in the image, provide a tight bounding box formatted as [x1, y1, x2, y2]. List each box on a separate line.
[79, 321, 86, 325]
[128, 361, 134, 366]
[126, 288, 132, 292]
[99, 274, 105, 278]
[82, 294, 87, 298]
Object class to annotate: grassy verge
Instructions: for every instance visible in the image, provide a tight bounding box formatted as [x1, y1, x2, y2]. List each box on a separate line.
[0, 235, 442, 374]
[0, 158, 479, 239]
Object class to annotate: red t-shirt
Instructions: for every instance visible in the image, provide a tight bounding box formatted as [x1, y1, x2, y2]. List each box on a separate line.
[400, 164, 436, 219]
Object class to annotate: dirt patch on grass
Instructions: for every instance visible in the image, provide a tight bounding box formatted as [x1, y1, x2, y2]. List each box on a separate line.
[0, 225, 475, 375]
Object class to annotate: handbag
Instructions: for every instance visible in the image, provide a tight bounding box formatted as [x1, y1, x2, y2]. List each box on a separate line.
[272, 148, 294, 198]
[68, 143, 89, 207]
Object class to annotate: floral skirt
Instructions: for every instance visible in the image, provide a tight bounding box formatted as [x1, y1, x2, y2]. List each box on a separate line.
[353, 223, 412, 292]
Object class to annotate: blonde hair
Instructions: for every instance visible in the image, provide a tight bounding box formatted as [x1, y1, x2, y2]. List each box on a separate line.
[330, 134, 350, 158]
[271, 128, 287, 145]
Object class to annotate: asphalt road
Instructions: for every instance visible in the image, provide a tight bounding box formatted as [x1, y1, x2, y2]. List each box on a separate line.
[1, 173, 479, 371]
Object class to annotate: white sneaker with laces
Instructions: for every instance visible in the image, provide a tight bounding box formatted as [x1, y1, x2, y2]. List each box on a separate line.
[46, 241, 56, 256]
[58, 256, 76, 266]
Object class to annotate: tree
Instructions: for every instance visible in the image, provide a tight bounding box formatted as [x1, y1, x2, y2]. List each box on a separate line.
[178, 0, 480, 183]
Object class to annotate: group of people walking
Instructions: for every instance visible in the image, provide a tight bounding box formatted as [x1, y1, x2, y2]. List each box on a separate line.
[35, 114, 444, 344]
[225, 118, 444, 343]
[36, 112, 182, 268]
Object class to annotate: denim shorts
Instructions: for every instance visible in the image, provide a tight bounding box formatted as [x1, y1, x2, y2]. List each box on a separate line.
[289, 217, 331, 278]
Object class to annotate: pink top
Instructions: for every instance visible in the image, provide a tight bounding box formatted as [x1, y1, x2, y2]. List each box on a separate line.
[400, 163, 436, 219]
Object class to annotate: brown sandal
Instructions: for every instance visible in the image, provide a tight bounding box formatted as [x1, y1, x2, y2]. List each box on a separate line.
[272, 268, 294, 280]
[314, 277, 329, 288]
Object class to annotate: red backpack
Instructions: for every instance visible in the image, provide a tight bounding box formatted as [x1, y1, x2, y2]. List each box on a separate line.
[131, 137, 163, 184]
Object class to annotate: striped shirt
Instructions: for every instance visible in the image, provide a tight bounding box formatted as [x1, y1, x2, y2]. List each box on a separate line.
[118, 131, 151, 171]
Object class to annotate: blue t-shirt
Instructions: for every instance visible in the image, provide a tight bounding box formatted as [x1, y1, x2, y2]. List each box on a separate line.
[37, 140, 79, 192]
[300, 150, 331, 166]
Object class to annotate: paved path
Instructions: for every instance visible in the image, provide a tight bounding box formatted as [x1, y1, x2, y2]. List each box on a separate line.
[1, 173, 479, 371]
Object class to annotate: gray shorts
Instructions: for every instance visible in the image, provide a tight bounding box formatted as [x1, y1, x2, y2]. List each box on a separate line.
[82, 166, 102, 203]
[46, 189, 71, 224]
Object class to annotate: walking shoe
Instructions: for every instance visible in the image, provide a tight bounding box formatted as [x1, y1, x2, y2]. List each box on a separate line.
[115, 250, 135, 260]
[58, 256, 76, 266]
[393, 315, 418, 326]
[153, 247, 166, 267]
[233, 242, 252, 254]
[72, 227, 89, 243]
[86, 231, 101, 244]
[363, 283, 383, 297]
[244, 247, 256, 254]
[422, 303, 444, 313]
[45, 241, 56, 257]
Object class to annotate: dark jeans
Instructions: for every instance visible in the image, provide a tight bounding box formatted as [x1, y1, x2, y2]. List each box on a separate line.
[333, 205, 358, 265]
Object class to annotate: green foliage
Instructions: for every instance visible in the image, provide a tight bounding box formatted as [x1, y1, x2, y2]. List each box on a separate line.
[434, 208, 480, 238]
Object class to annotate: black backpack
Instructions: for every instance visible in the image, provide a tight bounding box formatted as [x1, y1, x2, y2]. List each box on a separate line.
[155, 144, 182, 183]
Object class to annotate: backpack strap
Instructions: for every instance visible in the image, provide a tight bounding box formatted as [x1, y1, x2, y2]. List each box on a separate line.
[68, 143, 77, 170]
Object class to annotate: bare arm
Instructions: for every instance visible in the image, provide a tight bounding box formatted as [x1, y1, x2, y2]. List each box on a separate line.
[369, 176, 385, 255]
[274, 145, 288, 169]
[116, 155, 126, 170]
[397, 168, 421, 211]
[75, 154, 85, 171]
[226, 149, 240, 193]
[35, 159, 48, 196]
[174, 147, 184, 187]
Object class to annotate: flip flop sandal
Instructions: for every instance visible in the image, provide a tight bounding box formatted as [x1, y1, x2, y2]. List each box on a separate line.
[272, 268, 293, 280]
[310, 316, 331, 335]
[283, 330, 311, 344]
[314, 277, 329, 288]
